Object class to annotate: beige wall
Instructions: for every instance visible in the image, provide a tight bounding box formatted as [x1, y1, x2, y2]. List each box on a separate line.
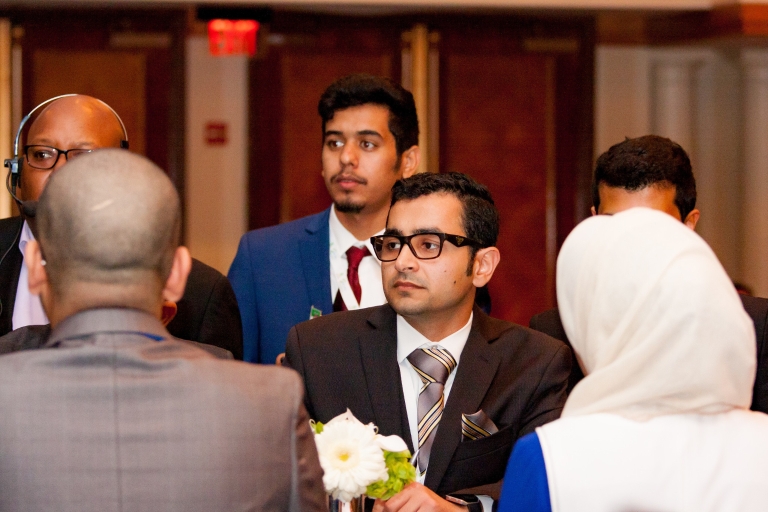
[185, 36, 248, 275]
[0, 20, 11, 219]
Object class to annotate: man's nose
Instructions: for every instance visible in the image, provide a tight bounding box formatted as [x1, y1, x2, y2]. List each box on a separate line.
[394, 242, 419, 273]
[339, 142, 358, 166]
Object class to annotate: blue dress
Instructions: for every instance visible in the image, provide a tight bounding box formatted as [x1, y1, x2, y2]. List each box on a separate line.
[498, 432, 551, 512]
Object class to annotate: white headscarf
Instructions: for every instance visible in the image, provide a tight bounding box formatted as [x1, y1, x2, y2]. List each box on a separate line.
[557, 207, 755, 421]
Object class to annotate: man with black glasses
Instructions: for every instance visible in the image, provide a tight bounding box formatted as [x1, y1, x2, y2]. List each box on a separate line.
[0, 94, 242, 358]
[285, 172, 570, 512]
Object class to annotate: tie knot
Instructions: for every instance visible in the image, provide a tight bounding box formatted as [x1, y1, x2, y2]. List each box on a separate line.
[407, 346, 457, 385]
[346, 245, 370, 271]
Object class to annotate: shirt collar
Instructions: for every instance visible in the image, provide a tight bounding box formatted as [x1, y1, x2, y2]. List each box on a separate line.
[46, 307, 170, 347]
[18, 220, 34, 258]
[396, 312, 474, 366]
[329, 205, 383, 255]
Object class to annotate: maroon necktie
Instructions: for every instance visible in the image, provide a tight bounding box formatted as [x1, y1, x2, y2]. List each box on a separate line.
[334, 245, 371, 312]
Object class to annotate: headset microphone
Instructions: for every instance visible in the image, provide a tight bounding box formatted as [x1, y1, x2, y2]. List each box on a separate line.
[17, 201, 36, 218]
[1, 93, 130, 317]
[3, 93, 130, 219]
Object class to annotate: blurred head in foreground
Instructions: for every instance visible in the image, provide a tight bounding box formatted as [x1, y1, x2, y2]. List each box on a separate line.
[25, 149, 191, 327]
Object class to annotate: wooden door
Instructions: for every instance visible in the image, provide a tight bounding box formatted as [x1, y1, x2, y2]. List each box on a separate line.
[438, 18, 594, 324]
[442, 52, 554, 323]
[13, 9, 185, 191]
[32, 50, 147, 156]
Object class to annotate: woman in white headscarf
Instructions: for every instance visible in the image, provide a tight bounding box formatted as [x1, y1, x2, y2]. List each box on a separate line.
[498, 207, 768, 512]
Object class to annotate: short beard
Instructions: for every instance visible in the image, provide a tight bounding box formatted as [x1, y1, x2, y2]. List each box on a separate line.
[334, 199, 365, 214]
[331, 152, 404, 216]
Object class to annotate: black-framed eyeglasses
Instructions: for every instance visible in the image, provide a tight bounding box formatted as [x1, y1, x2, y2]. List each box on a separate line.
[24, 145, 95, 170]
[371, 232, 483, 262]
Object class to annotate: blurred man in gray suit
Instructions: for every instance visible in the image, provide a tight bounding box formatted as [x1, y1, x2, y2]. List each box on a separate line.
[0, 150, 326, 512]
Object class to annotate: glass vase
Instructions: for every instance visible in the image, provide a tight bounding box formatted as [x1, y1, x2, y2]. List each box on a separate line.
[328, 495, 365, 512]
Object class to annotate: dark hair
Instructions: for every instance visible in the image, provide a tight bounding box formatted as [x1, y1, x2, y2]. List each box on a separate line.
[592, 135, 697, 220]
[390, 172, 499, 261]
[318, 74, 419, 157]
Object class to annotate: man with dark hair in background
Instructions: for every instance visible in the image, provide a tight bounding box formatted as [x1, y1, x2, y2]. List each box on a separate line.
[590, 134, 699, 227]
[0, 94, 243, 358]
[286, 172, 570, 512]
[0, 150, 326, 511]
[229, 74, 420, 363]
[529, 135, 768, 414]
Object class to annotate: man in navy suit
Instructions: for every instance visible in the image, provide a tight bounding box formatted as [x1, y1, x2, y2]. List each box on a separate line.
[229, 74, 420, 363]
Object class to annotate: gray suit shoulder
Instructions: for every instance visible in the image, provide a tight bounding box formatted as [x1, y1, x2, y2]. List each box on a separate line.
[180, 338, 234, 359]
[0, 324, 51, 354]
[210, 357, 303, 397]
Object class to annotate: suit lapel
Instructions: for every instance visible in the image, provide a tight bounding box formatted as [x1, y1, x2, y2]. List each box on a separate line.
[424, 310, 501, 491]
[358, 306, 414, 453]
[0, 217, 23, 336]
[298, 208, 333, 316]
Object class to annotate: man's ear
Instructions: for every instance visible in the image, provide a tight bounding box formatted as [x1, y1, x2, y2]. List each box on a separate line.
[684, 208, 700, 230]
[471, 247, 501, 288]
[590, 206, 597, 216]
[24, 240, 49, 297]
[399, 145, 420, 179]
[162, 246, 192, 303]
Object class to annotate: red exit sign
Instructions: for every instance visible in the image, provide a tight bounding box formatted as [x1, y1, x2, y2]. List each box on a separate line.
[208, 19, 259, 57]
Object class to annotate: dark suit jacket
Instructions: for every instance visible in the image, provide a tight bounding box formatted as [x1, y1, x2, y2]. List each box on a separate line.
[529, 294, 768, 413]
[229, 209, 333, 364]
[0, 216, 243, 359]
[0, 323, 235, 360]
[284, 304, 572, 498]
[528, 308, 584, 393]
[0, 217, 23, 336]
[167, 258, 244, 359]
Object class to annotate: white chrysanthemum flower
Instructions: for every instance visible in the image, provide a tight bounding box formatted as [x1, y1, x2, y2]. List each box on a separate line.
[314, 410, 388, 502]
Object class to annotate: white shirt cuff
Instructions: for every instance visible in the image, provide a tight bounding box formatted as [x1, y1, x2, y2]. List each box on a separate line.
[478, 495, 494, 512]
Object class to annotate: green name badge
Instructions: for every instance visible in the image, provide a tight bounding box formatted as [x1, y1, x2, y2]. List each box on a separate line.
[309, 306, 322, 320]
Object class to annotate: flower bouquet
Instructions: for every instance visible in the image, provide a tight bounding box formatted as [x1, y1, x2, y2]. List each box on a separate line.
[311, 409, 416, 510]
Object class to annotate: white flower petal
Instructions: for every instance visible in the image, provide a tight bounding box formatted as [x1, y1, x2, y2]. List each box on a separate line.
[376, 434, 408, 453]
[325, 408, 364, 427]
[314, 410, 388, 500]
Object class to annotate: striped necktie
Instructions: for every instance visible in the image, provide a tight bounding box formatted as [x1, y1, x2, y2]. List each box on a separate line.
[407, 346, 457, 476]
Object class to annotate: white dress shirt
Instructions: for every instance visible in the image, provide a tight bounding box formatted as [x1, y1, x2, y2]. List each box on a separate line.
[396, 313, 473, 481]
[396, 313, 492, 511]
[12, 221, 49, 330]
[328, 206, 386, 310]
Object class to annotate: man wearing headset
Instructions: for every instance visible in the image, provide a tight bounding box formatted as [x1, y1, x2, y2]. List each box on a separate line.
[0, 94, 243, 358]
